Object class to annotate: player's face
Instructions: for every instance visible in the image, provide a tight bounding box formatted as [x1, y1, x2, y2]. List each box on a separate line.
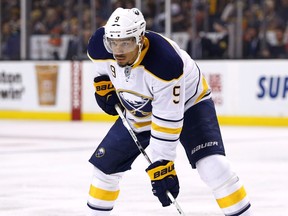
[107, 37, 139, 67]
[113, 47, 139, 67]
[107, 37, 137, 54]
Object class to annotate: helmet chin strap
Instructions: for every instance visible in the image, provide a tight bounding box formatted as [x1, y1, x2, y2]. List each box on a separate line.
[119, 43, 143, 82]
[130, 43, 143, 67]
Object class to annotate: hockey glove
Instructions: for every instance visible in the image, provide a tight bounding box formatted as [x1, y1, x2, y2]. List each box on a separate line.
[146, 160, 179, 207]
[94, 75, 120, 116]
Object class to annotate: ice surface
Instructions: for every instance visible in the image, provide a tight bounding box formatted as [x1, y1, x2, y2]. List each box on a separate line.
[0, 120, 287, 216]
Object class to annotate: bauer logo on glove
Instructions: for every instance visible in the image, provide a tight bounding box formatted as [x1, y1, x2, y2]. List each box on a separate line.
[94, 79, 115, 96]
[94, 75, 121, 116]
[147, 161, 176, 180]
[146, 160, 179, 207]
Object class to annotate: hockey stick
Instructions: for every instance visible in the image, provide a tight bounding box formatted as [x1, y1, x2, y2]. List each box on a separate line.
[115, 104, 186, 215]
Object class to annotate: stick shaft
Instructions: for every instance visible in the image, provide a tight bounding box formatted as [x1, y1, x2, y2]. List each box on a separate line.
[115, 105, 152, 164]
[115, 104, 186, 215]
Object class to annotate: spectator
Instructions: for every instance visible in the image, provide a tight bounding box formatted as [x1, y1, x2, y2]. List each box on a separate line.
[200, 20, 229, 58]
[267, 25, 287, 58]
[186, 26, 203, 59]
[276, 0, 288, 25]
[44, 8, 62, 33]
[171, 0, 187, 32]
[30, 9, 46, 34]
[48, 26, 62, 60]
[1, 0, 288, 60]
[65, 23, 80, 60]
[153, 1, 166, 32]
[243, 25, 261, 58]
[1, 22, 20, 60]
[65, 24, 91, 60]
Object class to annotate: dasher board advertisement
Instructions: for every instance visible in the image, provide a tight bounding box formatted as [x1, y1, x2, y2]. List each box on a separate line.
[0, 60, 287, 125]
[198, 60, 288, 117]
[0, 61, 70, 112]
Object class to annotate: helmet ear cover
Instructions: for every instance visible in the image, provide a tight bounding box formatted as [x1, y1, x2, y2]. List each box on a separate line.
[103, 7, 146, 53]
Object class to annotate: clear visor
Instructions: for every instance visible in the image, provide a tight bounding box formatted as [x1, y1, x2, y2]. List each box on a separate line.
[104, 37, 138, 54]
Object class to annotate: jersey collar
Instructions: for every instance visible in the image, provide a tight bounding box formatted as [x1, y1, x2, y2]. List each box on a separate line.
[132, 37, 149, 68]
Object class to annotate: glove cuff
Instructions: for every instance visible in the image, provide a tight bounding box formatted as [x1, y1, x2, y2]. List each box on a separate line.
[146, 161, 176, 181]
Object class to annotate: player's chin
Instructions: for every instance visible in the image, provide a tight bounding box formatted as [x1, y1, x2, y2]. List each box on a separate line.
[116, 59, 129, 67]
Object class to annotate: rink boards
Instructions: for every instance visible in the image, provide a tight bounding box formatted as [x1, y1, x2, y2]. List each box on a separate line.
[0, 60, 287, 126]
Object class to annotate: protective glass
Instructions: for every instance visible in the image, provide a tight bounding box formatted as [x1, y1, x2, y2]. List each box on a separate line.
[104, 37, 138, 54]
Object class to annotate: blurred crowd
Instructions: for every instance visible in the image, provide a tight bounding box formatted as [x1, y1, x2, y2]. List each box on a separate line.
[1, 0, 288, 60]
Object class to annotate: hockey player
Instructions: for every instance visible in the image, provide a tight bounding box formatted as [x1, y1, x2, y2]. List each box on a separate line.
[86, 7, 252, 216]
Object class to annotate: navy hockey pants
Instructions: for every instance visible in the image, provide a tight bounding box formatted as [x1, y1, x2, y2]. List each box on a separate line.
[89, 98, 225, 174]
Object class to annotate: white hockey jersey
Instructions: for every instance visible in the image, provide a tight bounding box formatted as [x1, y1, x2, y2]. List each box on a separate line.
[87, 27, 211, 162]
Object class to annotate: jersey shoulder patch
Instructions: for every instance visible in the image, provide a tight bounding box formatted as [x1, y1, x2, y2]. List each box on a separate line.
[87, 27, 114, 60]
[141, 31, 184, 81]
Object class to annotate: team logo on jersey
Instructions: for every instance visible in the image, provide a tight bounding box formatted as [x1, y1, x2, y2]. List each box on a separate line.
[95, 147, 105, 158]
[118, 90, 152, 118]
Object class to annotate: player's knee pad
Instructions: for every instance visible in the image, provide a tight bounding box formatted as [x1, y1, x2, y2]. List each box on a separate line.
[87, 166, 124, 215]
[196, 155, 251, 216]
[196, 154, 235, 190]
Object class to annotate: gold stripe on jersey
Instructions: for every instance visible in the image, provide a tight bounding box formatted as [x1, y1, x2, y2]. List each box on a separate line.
[195, 76, 209, 104]
[134, 121, 152, 128]
[87, 52, 116, 63]
[151, 122, 182, 134]
[89, 185, 120, 201]
[87, 51, 95, 62]
[216, 186, 247, 208]
[143, 68, 184, 83]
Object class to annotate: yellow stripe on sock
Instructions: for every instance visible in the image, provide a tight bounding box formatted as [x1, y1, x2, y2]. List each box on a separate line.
[216, 186, 247, 208]
[89, 185, 120, 201]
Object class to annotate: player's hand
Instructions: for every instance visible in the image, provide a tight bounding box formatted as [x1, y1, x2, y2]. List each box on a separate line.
[146, 160, 179, 207]
[94, 75, 120, 116]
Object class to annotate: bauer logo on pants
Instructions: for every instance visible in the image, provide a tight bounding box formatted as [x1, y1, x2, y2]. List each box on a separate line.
[95, 147, 105, 158]
[191, 141, 218, 155]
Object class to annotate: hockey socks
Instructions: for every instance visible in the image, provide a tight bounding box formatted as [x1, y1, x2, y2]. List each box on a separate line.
[196, 155, 252, 216]
[87, 167, 123, 216]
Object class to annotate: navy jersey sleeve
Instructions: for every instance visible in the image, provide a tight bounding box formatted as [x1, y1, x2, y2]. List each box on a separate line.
[87, 27, 114, 60]
[142, 31, 184, 81]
